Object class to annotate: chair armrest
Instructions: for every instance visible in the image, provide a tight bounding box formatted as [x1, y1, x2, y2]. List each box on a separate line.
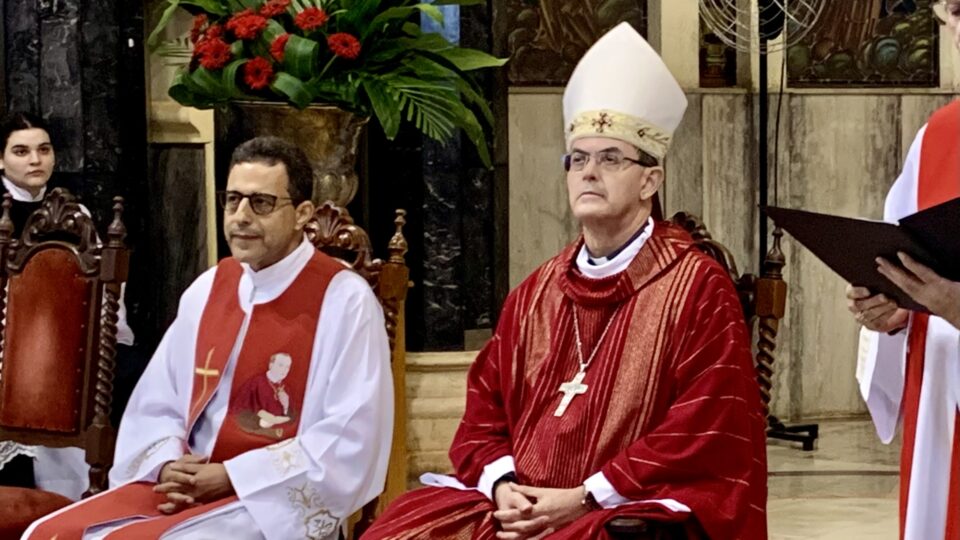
[605, 517, 688, 540]
[605, 517, 651, 538]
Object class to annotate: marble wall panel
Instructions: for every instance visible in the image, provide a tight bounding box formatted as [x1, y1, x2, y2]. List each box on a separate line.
[422, 139, 465, 350]
[701, 93, 758, 275]
[80, 0, 120, 179]
[5, 0, 39, 113]
[780, 95, 900, 419]
[136, 144, 208, 348]
[507, 92, 576, 288]
[38, 0, 82, 173]
[663, 93, 703, 218]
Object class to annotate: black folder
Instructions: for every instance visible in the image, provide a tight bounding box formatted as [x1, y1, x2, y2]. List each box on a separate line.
[764, 197, 960, 313]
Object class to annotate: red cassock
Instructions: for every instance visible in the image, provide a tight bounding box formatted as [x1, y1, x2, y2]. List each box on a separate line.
[364, 222, 767, 540]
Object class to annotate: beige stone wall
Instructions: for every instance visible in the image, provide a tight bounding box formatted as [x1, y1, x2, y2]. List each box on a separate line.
[406, 352, 472, 484]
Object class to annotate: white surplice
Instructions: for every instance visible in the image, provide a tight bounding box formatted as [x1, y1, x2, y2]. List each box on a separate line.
[23, 237, 393, 540]
[857, 124, 960, 540]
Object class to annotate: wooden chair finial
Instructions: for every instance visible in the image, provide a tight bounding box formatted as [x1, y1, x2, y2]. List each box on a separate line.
[388, 209, 408, 264]
[0, 194, 14, 241]
[107, 197, 126, 248]
[764, 227, 786, 276]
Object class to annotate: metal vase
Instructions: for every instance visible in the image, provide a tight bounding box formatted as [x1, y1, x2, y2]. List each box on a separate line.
[228, 101, 368, 206]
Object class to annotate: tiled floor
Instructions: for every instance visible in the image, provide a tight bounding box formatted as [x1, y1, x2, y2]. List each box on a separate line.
[768, 419, 900, 539]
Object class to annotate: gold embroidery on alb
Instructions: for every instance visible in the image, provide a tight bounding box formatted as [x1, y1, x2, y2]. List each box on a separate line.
[288, 484, 340, 540]
[126, 437, 175, 477]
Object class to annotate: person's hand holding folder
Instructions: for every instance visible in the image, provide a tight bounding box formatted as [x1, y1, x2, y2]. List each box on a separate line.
[875, 252, 960, 330]
[767, 196, 960, 331]
[845, 285, 909, 334]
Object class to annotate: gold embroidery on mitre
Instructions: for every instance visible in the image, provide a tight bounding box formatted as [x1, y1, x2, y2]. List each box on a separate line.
[567, 110, 672, 160]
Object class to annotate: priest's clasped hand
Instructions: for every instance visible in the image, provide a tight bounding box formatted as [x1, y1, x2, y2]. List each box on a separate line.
[876, 252, 960, 330]
[493, 482, 590, 539]
[154, 454, 236, 514]
[845, 285, 909, 333]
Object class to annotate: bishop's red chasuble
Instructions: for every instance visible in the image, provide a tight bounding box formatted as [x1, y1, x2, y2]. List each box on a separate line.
[364, 223, 767, 540]
[899, 99, 960, 540]
[26, 250, 343, 540]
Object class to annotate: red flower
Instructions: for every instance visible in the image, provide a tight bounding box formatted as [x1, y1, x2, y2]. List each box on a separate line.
[195, 37, 232, 70]
[260, 0, 291, 18]
[293, 7, 329, 31]
[205, 24, 224, 40]
[243, 57, 274, 90]
[271, 33, 290, 62]
[226, 9, 268, 40]
[190, 14, 208, 43]
[327, 33, 361, 60]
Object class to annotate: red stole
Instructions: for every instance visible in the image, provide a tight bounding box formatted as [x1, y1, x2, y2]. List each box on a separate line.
[27, 249, 343, 540]
[900, 99, 960, 540]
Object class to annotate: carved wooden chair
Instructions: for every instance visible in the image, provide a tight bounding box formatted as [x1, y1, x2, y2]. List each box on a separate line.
[304, 202, 409, 539]
[0, 189, 129, 537]
[606, 211, 789, 539]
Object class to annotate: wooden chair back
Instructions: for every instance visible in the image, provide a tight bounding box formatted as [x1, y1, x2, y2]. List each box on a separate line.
[0, 188, 128, 497]
[304, 202, 409, 537]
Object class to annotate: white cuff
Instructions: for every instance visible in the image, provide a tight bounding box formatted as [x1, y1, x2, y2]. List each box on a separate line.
[584, 472, 631, 508]
[478, 455, 516, 501]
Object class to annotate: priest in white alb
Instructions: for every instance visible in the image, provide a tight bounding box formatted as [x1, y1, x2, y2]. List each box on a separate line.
[848, 4, 960, 539]
[23, 136, 393, 540]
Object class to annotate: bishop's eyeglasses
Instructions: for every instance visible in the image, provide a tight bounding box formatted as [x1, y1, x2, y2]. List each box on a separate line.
[217, 190, 294, 215]
[563, 150, 646, 173]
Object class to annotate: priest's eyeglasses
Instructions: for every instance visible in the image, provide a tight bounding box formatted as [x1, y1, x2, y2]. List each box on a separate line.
[217, 190, 294, 215]
[563, 150, 645, 173]
[935, 0, 960, 24]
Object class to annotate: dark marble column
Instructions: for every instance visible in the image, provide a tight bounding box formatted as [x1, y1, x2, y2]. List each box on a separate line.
[460, 2, 499, 332]
[359, 4, 503, 351]
[5, 0, 40, 113]
[140, 145, 208, 343]
[421, 136, 465, 350]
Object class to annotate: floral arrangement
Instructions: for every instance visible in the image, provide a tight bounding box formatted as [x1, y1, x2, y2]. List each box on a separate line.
[150, 0, 505, 165]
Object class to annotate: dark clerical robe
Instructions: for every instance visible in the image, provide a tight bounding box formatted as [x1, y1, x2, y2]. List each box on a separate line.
[364, 222, 767, 539]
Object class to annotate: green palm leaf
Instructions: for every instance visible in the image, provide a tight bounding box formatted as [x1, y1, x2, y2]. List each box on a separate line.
[365, 5, 444, 39]
[271, 72, 314, 108]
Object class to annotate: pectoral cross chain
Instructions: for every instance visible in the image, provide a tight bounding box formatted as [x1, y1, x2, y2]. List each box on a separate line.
[553, 305, 620, 417]
[554, 369, 588, 417]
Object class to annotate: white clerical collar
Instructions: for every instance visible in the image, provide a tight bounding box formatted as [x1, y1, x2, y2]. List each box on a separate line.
[576, 218, 655, 279]
[2, 176, 45, 202]
[240, 235, 314, 298]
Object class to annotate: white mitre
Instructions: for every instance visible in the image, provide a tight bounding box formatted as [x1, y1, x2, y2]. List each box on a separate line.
[563, 22, 688, 161]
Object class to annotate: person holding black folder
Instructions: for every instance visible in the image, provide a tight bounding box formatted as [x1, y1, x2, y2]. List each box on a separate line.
[846, 3, 960, 536]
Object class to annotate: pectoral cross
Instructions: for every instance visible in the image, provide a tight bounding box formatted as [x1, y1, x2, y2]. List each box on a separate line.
[554, 370, 588, 417]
